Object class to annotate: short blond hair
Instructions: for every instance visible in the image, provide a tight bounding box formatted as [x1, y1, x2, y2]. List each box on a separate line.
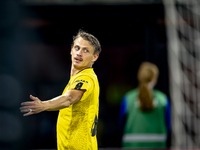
[72, 30, 101, 55]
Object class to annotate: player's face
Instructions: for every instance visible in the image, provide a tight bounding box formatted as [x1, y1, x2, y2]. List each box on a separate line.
[71, 37, 99, 70]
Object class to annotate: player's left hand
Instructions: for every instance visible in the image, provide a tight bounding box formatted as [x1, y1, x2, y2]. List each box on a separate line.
[20, 95, 44, 116]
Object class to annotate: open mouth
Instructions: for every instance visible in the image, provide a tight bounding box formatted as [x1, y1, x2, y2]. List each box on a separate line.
[74, 57, 83, 63]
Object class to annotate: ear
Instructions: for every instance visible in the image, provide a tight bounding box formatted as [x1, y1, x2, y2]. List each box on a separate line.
[92, 53, 99, 62]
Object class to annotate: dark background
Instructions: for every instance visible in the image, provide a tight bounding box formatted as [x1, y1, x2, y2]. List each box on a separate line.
[0, 1, 169, 149]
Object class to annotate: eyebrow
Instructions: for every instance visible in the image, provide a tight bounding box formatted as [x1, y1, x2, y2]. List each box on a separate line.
[74, 45, 90, 50]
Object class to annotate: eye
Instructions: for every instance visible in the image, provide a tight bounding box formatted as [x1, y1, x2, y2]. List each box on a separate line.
[74, 46, 79, 50]
[84, 49, 89, 53]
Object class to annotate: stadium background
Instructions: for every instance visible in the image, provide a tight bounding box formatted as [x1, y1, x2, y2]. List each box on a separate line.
[1, 0, 199, 150]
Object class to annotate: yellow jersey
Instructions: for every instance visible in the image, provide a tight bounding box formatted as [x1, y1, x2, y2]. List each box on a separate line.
[57, 68, 99, 150]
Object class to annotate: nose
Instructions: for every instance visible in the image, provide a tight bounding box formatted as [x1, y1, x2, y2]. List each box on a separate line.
[76, 49, 82, 56]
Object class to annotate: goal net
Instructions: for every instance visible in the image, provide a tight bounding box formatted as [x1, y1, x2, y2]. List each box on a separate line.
[163, 0, 200, 148]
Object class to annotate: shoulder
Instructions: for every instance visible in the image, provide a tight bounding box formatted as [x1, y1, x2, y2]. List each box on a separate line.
[72, 75, 95, 89]
[73, 68, 95, 80]
[122, 89, 139, 112]
[153, 89, 167, 98]
[76, 68, 97, 80]
[124, 88, 139, 103]
[69, 71, 96, 90]
[125, 88, 139, 97]
[153, 89, 167, 105]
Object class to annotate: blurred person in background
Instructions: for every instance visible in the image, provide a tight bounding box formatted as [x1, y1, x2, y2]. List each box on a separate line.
[119, 62, 170, 149]
[20, 30, 101, 150]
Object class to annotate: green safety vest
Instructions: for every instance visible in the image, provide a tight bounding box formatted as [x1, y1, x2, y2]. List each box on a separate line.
[122, 89, 167, 149]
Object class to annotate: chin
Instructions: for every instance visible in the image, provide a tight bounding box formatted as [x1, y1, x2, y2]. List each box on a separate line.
[74, 64, 84, 70]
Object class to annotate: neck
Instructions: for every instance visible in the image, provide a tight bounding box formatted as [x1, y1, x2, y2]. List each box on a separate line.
[70, 67, 79, 76]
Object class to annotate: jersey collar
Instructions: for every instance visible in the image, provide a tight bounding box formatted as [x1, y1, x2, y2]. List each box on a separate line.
[72, 67, 93, 76]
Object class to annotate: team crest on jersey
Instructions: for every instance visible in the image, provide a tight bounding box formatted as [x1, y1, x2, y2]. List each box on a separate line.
[74, 79, 88, 90]
[75, 82, 83, 90]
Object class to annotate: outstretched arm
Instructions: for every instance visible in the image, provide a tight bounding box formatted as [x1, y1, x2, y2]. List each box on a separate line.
[20, 89, 85, 116]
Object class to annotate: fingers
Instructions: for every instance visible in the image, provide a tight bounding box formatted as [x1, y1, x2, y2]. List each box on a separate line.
[20, 105, 35, 109]
[20, 95, 39, 116]
[21, 95, 38, 106]
[20, 106, 35, 112]
[21, 95, 36, 106]
[23, 111, 34, 117]
[30, 95, 39, 101]
[21, 101, 34, 106]
[20, 107, 34, 116]
[20, 108, 32, 113]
